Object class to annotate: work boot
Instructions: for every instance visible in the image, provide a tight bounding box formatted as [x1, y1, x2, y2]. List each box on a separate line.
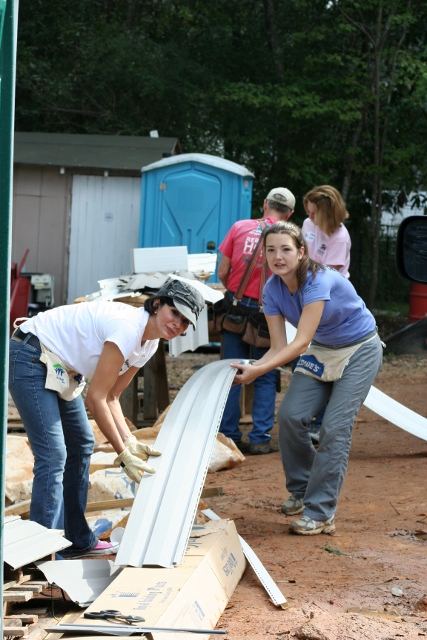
[235, 440, 250, 454]
[249, 443, 279, 455]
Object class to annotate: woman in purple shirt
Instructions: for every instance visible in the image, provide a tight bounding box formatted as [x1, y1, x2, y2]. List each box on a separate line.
[232, 221, 383, 535]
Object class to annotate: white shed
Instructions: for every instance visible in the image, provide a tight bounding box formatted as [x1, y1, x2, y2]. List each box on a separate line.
[12, 132, 181, 305]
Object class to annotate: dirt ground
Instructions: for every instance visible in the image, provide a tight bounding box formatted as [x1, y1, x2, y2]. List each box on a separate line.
[6, 326, 426, 640]
[167, 348, 427, 640]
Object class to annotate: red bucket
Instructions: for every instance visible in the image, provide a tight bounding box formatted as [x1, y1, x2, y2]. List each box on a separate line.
[409, 283, 427, 323]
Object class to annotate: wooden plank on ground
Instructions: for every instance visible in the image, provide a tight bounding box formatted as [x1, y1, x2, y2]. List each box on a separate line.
[4, 500, 31, 518]
[85, 497, 134, 513]
[26, 581, 49, 589]
[5, 615, 39, 624]
[7, 425, 26, 433]
[3, 591, 33, 603]
[201, 486, 223, 498]
[2, 620, 27, 637]
[43, 607, 84, 640]
[83, 488, 222, 514]
[13, 584, 43, 593]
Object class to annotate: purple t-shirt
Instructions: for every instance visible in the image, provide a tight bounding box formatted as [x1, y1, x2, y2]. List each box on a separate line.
[262, 267, 375, 346]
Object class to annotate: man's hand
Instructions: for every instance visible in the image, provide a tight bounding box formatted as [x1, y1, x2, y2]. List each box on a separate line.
[123, 435, 162, 462]
[114, 448, 156, 483]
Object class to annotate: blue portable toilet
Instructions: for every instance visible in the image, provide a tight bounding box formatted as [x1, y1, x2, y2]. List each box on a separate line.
[139, 154, 254, 276]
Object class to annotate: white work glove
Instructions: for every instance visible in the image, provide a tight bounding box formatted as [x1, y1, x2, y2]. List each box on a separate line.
[114, 448, 156, 483]
[123, 435, 162, 463]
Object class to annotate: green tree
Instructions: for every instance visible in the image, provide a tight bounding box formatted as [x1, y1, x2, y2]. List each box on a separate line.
[14, 0, 427, 306]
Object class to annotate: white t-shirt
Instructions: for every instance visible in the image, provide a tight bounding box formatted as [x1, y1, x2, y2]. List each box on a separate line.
[21, 301, 159, 379]
[302, 218, 351, 278]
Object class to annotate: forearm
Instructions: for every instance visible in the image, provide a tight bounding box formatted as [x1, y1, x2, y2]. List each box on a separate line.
[232, 310, 319, 385]
[218, 270, 230, 289]
[108, 397, 133, 443]
[251, 340, 306, 375]
[250, 304, 325, 379]
[218, 255, 231, 289]
[85, 396, 126, 454]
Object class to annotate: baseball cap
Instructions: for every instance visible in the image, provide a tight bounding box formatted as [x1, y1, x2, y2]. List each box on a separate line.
[156, 279, 205, 329]
[266, 187, 295, 210]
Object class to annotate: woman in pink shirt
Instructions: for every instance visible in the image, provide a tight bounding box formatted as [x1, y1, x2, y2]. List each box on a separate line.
[300, 185, 352, 441]
[302, 185, 351, 278]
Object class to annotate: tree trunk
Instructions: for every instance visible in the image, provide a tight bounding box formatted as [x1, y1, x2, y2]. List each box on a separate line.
[126, 0, 139, 31]
[341, 116, 364, 203]
[262, 0, 285, 83]
[367, 17, 383, 310]
[262, 0, 289, 185]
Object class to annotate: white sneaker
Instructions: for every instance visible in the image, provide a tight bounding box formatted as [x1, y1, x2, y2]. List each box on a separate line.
[290, 515, 335, 535]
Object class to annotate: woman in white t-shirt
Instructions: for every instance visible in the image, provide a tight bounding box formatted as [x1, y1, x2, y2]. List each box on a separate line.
[302, 185, 351, 278]
[9, 280, 204, 557]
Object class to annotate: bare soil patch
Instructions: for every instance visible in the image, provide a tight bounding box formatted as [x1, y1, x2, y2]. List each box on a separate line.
[8, 347, 427, 640]
[169, 350, 427, 639]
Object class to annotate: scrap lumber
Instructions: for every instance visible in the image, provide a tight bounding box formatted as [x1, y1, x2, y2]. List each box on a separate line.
[3, 591, 33, 603]
[2, 619, 27, 637]
[5, 488, 221, 522]
[201, 486, 223, 498]
[10, 582, 46, 593]
[5, 615, 39, 624]
[85, 497, 134, 513]
[5, 501, 31, 518]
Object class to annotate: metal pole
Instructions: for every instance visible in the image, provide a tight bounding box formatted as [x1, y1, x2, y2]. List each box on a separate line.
[0, 0, 18, 633]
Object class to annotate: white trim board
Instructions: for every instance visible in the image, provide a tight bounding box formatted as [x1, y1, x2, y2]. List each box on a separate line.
[363, 385, 427, 440]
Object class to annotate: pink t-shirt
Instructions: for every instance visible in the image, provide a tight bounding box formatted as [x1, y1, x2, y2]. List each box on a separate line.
[302, 218, 351, 278]
[218, 217, 276, 299]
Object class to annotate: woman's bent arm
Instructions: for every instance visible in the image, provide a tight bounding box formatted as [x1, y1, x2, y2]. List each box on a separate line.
[85, 342, 138, 453]
[233, 301, 325, 385]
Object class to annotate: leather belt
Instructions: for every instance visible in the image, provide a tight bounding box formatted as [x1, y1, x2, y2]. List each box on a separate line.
[11, 327, 41, 349]
[226, 291, 259, 306]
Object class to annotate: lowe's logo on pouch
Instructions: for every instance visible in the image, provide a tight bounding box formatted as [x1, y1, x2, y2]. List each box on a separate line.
[297, 355, 324, 377]
[53, 364, 66, 384]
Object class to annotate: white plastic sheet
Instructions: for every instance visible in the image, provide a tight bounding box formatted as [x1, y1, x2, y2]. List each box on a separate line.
[285, 321, 427, 441]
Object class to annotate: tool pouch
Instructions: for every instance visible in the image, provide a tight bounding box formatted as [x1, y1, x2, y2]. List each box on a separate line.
[39, 343, 85, 401]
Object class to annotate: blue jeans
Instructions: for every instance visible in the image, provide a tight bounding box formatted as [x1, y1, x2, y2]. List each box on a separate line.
[219, 328, 277, 445]
[9, 336, 97, 552]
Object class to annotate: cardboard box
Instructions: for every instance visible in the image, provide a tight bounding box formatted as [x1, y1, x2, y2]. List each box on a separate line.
[79, 520, 244, 638]
[80, 520, 245, 639]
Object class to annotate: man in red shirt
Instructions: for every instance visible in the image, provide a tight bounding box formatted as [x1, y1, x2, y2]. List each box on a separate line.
[217, 187, 295, 454]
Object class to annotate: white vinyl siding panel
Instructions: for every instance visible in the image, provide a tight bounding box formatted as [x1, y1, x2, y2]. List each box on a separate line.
[4, 517, 72, 570]
[115, 360, 236, 568]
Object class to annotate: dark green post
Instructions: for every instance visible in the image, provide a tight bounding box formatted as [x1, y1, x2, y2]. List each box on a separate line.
[0, 0, 18, 628]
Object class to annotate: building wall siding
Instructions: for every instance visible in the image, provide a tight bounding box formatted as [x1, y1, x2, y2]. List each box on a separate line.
[12, 165, 71, 306]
